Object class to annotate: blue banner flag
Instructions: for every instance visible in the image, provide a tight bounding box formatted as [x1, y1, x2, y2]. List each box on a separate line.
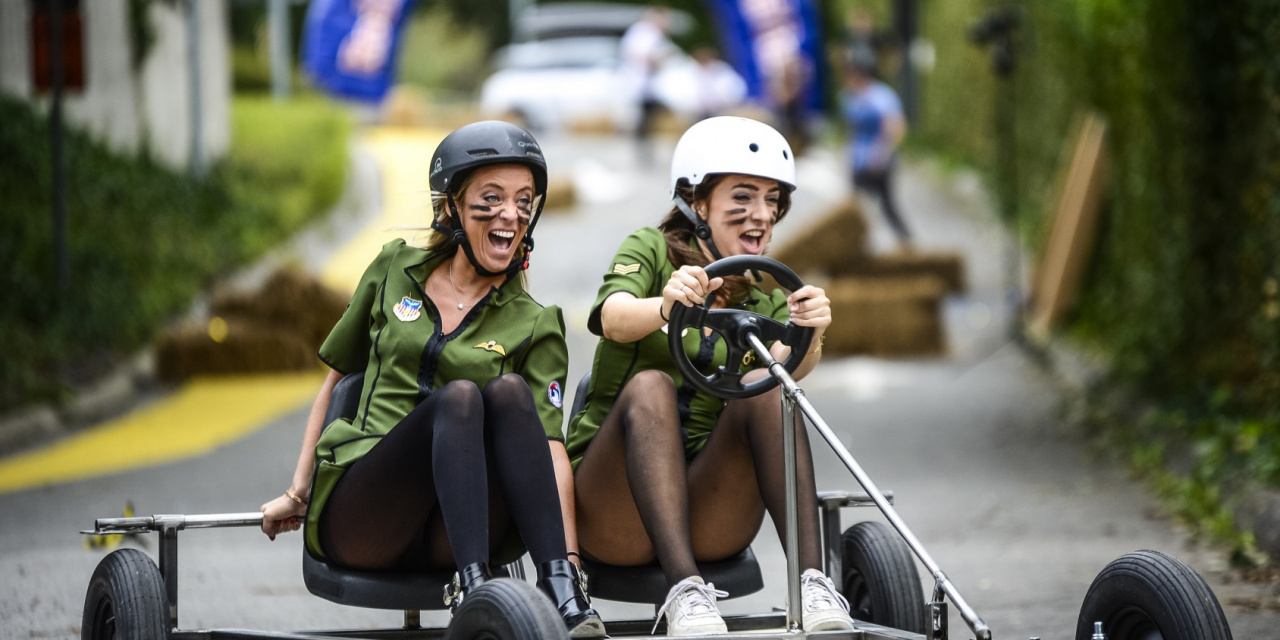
[302, 0, 417, 103]
[703, 0, 825, 113]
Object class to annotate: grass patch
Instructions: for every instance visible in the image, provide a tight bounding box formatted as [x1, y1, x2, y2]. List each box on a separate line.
[0, 93, 350, 412]
[1084, 383, 1280, 563]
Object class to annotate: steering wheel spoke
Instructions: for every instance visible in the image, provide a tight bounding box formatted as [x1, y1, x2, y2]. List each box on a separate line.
[667, 256, 814, 399]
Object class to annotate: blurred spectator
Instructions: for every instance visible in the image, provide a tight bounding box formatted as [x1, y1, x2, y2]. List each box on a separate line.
[758, 30, 810, 156]
[842, 50, 912, 249]
[691, 46, 747, 120]
[840, 8, 896, 79]
[621, 6, 675, 161]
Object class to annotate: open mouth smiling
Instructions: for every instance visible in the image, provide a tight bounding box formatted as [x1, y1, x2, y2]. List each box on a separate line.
[489, 229, 516, 253]
[740, 229, 766, 254]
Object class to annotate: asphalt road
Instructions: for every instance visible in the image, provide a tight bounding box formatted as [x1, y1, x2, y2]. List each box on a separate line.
[2, 131, 1277, 640]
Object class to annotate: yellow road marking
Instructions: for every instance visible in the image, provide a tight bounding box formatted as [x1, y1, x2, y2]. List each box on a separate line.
[0, 373, 323, 495]
[321, 127, 447, 294]
[0, 126, 447, 494]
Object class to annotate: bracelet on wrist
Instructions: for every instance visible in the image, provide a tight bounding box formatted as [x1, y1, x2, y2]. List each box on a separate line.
[810, 334, 826, 354]
[285, 490, 308, 506]
[659, 303, 669, 322]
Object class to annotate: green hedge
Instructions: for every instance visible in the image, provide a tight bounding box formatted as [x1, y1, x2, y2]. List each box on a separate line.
[916, 1, 1279, 406]
[0, 95, 350, 411]
[911, 0, 1280, 544]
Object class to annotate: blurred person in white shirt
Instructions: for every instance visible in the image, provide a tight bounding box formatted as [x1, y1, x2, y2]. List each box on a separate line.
[622, 7, 675, 161]
[691, 46, 747, 120]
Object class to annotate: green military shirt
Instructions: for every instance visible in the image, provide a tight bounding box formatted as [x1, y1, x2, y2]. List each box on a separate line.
[305, 239, 568, 558]
[565, 227, 789, 467]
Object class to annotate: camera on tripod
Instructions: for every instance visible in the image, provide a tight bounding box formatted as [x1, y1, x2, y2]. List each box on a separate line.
[968, 7, 1021, 76]
[968, 7, 1020, 45]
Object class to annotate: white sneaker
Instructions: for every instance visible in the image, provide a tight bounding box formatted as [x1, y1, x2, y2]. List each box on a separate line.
[654, 576, 729, 636]
[800, 568, 855, 631]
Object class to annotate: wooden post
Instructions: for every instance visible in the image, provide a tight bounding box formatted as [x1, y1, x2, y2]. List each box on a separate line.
[1028, 112, 1110, 339]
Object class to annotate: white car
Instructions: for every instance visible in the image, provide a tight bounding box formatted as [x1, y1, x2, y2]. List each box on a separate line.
[479, 35, 703, 132]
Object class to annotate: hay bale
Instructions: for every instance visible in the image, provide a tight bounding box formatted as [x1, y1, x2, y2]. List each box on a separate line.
[839, 251, 967, 294]
[769, 199, 870, 279]
[211, 267, 349, 349]
[155, 321, 317, 382]
[823, 275, 947, 357]
[156, 268, 349, 381]
[383, 85, 431, 127]
[542, 175, 577, 213]
[568, 115, 621, 136]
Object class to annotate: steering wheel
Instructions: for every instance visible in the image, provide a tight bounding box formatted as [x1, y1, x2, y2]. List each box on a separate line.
[667, 255, 814, 400]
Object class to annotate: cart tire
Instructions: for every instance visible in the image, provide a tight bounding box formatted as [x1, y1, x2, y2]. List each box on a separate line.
[841, 521, 927, 634]
[445, 577, 569, 640]
[1076, 550, 1232, 640]
[81, 549, 170, 640]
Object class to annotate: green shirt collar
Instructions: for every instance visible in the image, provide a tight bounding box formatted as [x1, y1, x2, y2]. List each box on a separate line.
[401, 245, 526, 308]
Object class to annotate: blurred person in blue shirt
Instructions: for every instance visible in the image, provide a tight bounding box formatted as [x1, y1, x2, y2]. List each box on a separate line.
[841, 49, 912, 249]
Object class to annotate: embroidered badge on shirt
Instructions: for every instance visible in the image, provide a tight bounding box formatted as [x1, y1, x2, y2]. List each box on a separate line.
[474, 340, 507, 356]
[547, 380, 563, 408]
[393, 297, 422, 322]
[612, 263, 641, 275]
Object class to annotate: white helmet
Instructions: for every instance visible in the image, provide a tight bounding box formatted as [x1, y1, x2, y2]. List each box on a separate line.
[669, 116, 796, 198]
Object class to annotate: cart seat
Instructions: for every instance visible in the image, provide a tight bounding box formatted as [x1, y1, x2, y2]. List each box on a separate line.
[303, 552, 454, 610]
[302, 371, 454, 610]
[579, 549, 763, 605]
[569, 373, 765, 605]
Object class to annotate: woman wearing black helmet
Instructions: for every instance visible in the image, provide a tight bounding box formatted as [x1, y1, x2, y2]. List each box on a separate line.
[259, 121, 603, 637]
[567, 117, 853, 635]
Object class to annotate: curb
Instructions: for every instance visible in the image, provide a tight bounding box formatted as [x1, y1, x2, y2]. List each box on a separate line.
[1033, 334, 1280, 562]
[0, 351, 155, 458]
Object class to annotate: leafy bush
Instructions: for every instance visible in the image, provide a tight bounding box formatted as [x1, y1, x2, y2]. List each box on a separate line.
[0, 94, 349, 411]
[908, 0, 1280, 545]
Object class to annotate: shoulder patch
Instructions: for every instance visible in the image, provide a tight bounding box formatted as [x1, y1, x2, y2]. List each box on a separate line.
[547, 380, 563, 408]
[612, 263, 642, 275]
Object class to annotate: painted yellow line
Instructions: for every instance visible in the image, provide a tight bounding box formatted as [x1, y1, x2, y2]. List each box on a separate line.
[0, 372, 324, 494]
[0, 126, 448, 494]
[321, 127, 448, 294]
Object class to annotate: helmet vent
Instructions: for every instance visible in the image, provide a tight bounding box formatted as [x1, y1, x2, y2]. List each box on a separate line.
[783, 150, 790, 160]
[467, 149, 499, 158]
[749, 143, 759, 152]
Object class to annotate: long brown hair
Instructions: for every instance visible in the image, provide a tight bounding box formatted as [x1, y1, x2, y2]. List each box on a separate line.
[658, 174, 792, 305]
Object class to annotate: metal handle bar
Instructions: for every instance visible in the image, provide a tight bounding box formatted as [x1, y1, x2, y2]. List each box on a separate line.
[82, 512, 265, 536]
[747, 334, 992, 640]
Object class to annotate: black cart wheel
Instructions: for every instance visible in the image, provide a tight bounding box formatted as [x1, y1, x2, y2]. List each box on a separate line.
[667, 255, 814, 400]
[445, 577, 569, 640]
[1076, 550, 1232, 640]
[81, 549, 169, 640]
[841, 521, 928, 634]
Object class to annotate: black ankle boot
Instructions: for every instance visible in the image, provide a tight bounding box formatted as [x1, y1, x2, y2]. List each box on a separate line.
[445, 562, 492, 610]
[536, 559, 605, 638]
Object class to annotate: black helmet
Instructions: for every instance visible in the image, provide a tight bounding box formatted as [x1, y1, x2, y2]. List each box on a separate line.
[429, 121, 549, 278]
[429, 120, 548, 196]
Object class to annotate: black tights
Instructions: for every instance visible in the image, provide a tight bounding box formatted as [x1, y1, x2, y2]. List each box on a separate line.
[575, 370, 822, 586]
[855, 160, 912, 243]
[319, 374, 566, 572]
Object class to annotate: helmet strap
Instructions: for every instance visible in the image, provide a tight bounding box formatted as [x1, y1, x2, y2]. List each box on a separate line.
[441, 194, 539, 278]
[673, 196, 724, 262]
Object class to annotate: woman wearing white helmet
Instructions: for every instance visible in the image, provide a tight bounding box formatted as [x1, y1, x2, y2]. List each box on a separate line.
[565, 117, 852, 635]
